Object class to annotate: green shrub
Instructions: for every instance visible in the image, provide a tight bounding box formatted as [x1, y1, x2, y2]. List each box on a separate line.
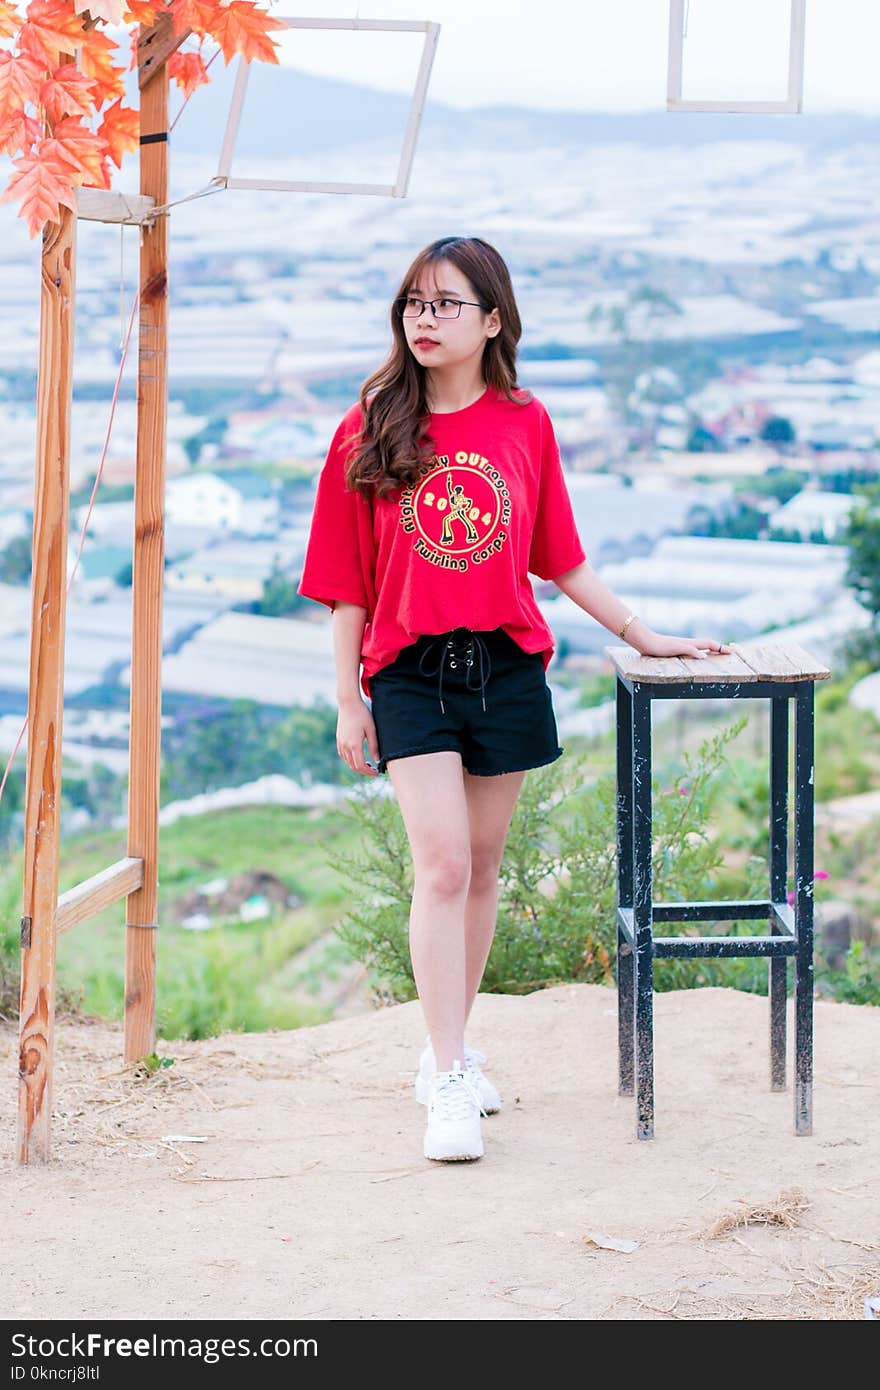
[816, 940, 880, 1006]
[575, 671, 617, 709]
[328, 715, 776, 1002]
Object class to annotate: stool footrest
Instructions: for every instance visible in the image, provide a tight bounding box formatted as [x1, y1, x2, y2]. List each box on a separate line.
[652, 898, 786, 923]
[653, 934, 798, 958]
[617, 903, 798, 954]
[617, 900, 795, 945]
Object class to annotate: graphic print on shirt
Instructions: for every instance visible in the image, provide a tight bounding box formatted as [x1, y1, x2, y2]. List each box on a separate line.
[398, 451, 511, 572]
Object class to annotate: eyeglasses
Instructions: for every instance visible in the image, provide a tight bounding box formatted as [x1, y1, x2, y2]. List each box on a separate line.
[394, 295, 489, 319]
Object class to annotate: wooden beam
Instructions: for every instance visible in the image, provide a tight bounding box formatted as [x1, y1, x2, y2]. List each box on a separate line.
[76, 189, 156, 225]
[125, 22, 174, 1062]
[18, 49, 79, 1165]
[55, 857, 145, 936]
[137, 14, 192, 88]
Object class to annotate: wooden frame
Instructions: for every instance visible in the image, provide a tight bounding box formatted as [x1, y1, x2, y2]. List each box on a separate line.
[667, 0, 806, 114]
[213, 17, 440, 196]
[17, 13, 190, 1164]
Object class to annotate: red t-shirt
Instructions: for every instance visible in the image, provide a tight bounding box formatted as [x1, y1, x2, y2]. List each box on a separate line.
[297, 383, 587, 699]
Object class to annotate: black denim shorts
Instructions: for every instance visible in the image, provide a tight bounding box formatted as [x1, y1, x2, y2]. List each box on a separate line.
[368, 626, 564, 777]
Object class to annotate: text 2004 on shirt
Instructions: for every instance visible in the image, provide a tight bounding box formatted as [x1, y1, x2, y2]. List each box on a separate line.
[296, 385, 588, 700]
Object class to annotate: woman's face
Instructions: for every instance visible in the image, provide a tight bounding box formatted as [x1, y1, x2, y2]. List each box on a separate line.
[399, 259, 500, 370]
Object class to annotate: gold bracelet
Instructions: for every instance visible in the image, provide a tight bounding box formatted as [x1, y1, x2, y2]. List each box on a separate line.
[619, 613, 637, 641]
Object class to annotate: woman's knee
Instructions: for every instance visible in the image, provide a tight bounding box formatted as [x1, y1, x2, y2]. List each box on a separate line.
[413, 845, 472, 899]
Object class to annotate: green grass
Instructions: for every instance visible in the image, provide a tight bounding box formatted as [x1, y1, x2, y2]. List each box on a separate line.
[0, 802, 367, 1040]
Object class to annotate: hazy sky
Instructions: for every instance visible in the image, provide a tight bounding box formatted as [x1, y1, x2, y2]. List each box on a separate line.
[252, 0, 880, 112]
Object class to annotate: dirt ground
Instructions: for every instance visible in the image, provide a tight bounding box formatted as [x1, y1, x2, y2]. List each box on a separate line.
[2, 985, 878, 1321]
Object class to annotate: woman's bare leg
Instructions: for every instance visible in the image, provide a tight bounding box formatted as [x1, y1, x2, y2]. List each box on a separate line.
[461, 768, 527, 1024]
[386, 750, 472, 1072]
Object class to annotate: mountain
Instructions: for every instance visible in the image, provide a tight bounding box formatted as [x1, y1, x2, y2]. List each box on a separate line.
[123, 61, 880, 160]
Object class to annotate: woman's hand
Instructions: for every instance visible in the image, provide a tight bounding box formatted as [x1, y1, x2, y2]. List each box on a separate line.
[337, 696, 381, 776]
[636, 631, 732, 660]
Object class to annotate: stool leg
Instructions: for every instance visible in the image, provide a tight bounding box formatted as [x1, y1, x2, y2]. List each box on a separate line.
[616, 677, 634, 1097]
[632, 688, 654, 1140]
[769, 697, 789, 1091]
[793, 683, 815, 1136]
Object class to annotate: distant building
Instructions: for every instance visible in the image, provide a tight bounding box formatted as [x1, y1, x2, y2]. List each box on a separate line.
[165, 537, 300, 600]
[70, 501, 221, 562]
[0, 590, 226, 700]
[768, 490, 855, 540]
[544, 536, 848, 655]
[566, 474, 733, 567]
[138, 612, 337, 707]
[166, 472, 279, 536]
[71, 499, 134, 544]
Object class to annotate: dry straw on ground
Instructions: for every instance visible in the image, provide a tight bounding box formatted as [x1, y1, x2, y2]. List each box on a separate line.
[703, 1186, 811, 1238]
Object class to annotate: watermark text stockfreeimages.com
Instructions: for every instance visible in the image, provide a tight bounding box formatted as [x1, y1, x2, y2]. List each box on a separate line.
[10, 1333, 316, 1367]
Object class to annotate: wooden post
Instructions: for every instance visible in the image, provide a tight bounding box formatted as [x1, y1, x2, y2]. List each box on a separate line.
[17, 57, 78, 1164]
[124, 17, 183, 1061]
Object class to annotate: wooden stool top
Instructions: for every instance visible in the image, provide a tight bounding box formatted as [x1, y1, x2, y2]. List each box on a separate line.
[604, 639, 831, 685]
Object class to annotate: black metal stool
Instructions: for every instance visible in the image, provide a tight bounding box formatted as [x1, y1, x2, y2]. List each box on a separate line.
[607, 640, 830, 1140]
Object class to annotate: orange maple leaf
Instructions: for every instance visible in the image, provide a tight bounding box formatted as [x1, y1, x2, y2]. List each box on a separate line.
[169, 0, 214, 38]
[206, 0, 284, 66]
[78, 25, 127, 104]
[123, 0, 166, 24]
[48, 112, 108, 183]
[96, 94, 139, 168]
[0, 48, 48, 122]
[39, 62, 100, 123]
[0, 107, 41, 155]
[167, 47, 208, 99]
[0, 142, 78, 237]
[0, 1, 24, 40]
[17, 0, 88, 68]
[81, 150, 112, 190]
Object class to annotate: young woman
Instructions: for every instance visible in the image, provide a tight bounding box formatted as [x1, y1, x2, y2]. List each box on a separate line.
[297, 235, 731, 1164]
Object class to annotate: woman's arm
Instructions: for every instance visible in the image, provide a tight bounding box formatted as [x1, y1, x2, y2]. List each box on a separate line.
[332, 600, 368, 703]
[553, 561, 731, 660]
[331, 601, 380, 776]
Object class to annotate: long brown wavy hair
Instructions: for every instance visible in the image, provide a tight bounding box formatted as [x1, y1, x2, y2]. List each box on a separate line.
[344, 236, 532, 500]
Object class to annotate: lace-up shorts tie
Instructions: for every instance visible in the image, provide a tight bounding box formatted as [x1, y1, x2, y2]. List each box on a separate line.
[368, 626, 564, 778]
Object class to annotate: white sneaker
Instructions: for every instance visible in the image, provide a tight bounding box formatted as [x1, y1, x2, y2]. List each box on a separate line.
[423, 1061, 485, 1162]
[415, 1038, 502, 1114]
